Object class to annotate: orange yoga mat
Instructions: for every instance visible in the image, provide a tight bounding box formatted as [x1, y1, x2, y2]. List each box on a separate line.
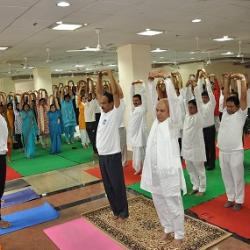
[85, 160, 141, 186]
[6, 166, 22, 181]
[190, 184, 250, 239]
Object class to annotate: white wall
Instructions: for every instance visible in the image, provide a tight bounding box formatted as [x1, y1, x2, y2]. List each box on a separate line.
[14, 79, 34, 93]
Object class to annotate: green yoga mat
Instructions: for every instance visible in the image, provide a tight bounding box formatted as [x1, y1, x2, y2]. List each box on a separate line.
[57, 143, 93, 164]
[9, 141, 94, 176]
[128, 153, 250, 210]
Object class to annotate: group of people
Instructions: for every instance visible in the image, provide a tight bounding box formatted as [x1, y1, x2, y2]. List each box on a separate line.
[0, 68, 249, 249]
[0, 79, 104, 159]
[98, 69, 248, 247]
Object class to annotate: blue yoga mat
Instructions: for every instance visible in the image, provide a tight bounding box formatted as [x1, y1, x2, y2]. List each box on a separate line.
[2, 188, 40, 208]
[0, 202, 59, 235]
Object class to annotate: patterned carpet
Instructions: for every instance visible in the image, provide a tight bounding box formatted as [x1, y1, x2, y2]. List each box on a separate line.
[83, 196, 231, 250]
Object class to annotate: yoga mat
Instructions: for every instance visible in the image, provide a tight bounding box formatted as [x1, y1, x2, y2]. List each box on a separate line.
[85, 160, 141, 186]
[4, 179, 29, 192]
[128, 157, 250, 209]
[58, 143, 93, 164]
[44, 218, 123, 250]
[6, 166, 22, 181]
[0, 202, 59, 235]
[10, 142, 93, 176]
[9, 154, 77, 176]
[83, 196, 231, 250]
[2, 188, 39, 208]
[190, 184, 250, 239]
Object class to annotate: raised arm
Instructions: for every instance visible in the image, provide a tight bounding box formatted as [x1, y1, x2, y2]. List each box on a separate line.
[204, 73, 216, 106]
[117, 82, 124, 99]
[96, 72, 104, 103]
[231, 73, 247, 110]
[106, 70, 120, 108]
[54, 96, 60, 110]
[222, 73, 230, 109]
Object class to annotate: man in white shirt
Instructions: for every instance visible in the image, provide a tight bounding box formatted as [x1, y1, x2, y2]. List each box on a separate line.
[141, 72, 186, 248]
[182, 81, 206, 196]
[96, 70, 128, 222]
[218, 73, 247, 211]
[128, 81, 147, 174]
[84, 82, 98, 154]
[0, 110, 11, 228]
[197, 70, 216, 170]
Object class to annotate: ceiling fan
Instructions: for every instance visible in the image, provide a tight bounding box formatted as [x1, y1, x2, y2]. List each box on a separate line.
[67, 29, 116, 53]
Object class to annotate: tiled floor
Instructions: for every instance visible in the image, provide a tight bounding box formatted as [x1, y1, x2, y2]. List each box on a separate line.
[1, 161, 250, 250]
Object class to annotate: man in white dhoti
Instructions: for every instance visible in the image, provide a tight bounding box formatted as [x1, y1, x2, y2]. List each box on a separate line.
[182, 76, 206, 196]
[128, 80, 147, 174]
[217, 73, 247, 211]
[141, 72, 186, 247]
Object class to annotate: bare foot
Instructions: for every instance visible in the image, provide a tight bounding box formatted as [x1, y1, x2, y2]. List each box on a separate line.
[189, 190, 198, 195]
[116, 217, 127, 223]
[171, 239, 183, 249]
[195, 192, 204, 196]
[113, 215, 119, 220]
[160, 232, 173, 241]
[0, 220, 11, 229]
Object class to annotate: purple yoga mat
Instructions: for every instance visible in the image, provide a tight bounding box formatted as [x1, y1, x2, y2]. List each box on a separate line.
[2, 188, 39, 208]
[44, 218, 124, 250]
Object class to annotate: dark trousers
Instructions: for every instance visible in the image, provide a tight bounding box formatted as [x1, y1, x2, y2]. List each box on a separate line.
[99, 153, 129, 218]
[86, 122, 97, 153]
[95, 113, 101, 130]
[14, 134, 23, 149]
[203, 125, 216, 170]
[0, 154, 7, 219]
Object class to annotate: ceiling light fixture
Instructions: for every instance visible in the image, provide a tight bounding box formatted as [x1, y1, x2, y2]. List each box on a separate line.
[66, 47, 100, 52]
[51, 22, 82, 31]
[190, 57, 195, 60]
[0, 46, 9, 51]
[137, 29, 163, 36]
[54, 69, 63, 72]
[56, 1, 71, 7]
[221, 51, 234, 56]
[75, 64, 84, 67]
[108, 64, 117, 67]
[213, 35, 234, 42]
[151, 48, 167, 53]
[192, 18, 202, 23]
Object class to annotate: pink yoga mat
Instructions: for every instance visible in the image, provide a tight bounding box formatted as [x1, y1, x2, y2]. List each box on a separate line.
[44, 218, 124, 250]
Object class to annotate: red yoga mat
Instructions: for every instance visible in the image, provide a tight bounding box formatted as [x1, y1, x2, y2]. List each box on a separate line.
[6, 166, 22, 181]
[190, 184, 250, 239]
[85, 160, 141, 186]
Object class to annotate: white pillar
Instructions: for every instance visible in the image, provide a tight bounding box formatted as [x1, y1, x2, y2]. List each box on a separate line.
[117, 43, 152, 126]
[32, 67, 53, 94]
[0, 77, 15, 93]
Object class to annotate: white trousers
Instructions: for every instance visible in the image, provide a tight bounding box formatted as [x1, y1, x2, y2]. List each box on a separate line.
[219, 150, 245, 204]
[152, 193, 184, 240]
[132, 146, 145, 172]
[119, 127, 127, 167]
[79, 129, 89, 145]
[186, 160, 206, 192]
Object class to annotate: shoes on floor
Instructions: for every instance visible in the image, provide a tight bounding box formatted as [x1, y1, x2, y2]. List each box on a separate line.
[233, 203, 242, 211]
[224, 201, 234, 208]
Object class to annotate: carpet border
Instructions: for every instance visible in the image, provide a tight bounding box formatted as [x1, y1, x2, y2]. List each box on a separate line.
[81, 195, 232, 250]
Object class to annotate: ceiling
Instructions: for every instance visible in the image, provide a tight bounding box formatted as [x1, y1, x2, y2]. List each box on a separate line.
[0, 0, 250, 77]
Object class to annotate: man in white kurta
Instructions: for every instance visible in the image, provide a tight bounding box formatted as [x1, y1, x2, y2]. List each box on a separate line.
[141, 76, 186, 245]
[217, 73, 247, 211]
[128, 83, 147, 174]
[182, 83, 206, 195]
[197, 73, 216, 170]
